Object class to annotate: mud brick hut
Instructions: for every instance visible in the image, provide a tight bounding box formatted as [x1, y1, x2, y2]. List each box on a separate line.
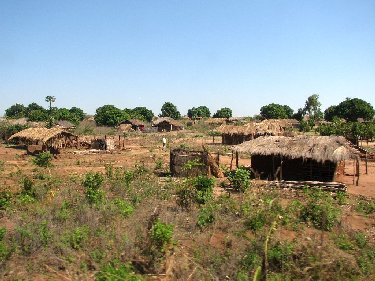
[170, 148, 223, 178]
[153, 117, 184, 132]
[119, 119, 145, 132]
[8, 127, 78, 154]
[233, 135, 361, 182]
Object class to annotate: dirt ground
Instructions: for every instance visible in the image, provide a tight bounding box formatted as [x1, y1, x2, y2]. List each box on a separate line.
[1, 134, 374, 198]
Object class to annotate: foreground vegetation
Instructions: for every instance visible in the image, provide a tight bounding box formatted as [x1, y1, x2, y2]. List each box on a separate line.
[1, 161, 374, 280]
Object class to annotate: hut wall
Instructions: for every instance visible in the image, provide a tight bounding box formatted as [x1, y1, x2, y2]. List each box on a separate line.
[222, 134, 253, 145]
[251, 155, 336, 181]
[170, 149, 209, 177]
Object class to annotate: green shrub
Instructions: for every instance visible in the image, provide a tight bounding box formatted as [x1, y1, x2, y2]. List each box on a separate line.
[193, 176, 214, 204]
[0, 192, 12, 210]
[32, 151, 53, 167]
[197, 204, 215, 228]
[268, 242, 294, 271]
[354, 232, 368, 249]
[176, 184, 196, 209]
[38, 221, 51, 247]
[150, 219, 174, 251]
[334, 234, 354, 251]
[301, 190, 341, 231]
[245, 212, 266, 232]
[83, 172, 105, 204]
[66, 226, 89, 250]
[355, 199, 375, 215]
[113, 199, 134, 218]
[335, 191, 347, 205]
[96, 260, 143, 281]
[228, 167, 251, 192]
[105, 163, 113, 179]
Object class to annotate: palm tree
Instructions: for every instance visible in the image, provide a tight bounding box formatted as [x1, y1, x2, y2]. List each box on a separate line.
[45, 96, 56, 112]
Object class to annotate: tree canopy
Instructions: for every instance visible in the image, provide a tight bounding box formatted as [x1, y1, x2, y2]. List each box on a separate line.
[259, 103, 293, 119]
[160, 102, 181, 119]
[187, 106, 211, 119]
[5, 103, 26, 119]
[131, 107, 154, 122]
[303, 94, 323, 121]
[94, 105, 128, 126]
[325, 98, 375, 122]
[213, 107, 232, 118]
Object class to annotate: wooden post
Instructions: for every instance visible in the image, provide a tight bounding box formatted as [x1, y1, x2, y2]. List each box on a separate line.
[365, 152, 368, 175]
[352, 160, 355, 185]
[280, 158, 283, 181]
[236, 151, 239, 168]
[356, 159, 360, 186]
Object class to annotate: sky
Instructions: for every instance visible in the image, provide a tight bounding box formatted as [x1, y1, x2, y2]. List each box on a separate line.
[1, 0, 374, 117]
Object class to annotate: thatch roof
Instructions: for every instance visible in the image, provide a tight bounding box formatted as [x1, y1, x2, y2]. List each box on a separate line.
[217, 123, 256, 135]
[153, 117, 183, 127]
[204, 118, 227, 125]
[233, 135, 360, 163]
[9, 128, 77, 143]
[119, 119, 145, 126]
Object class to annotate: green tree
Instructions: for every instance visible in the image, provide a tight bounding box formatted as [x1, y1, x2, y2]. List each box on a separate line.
[334, 98, 374, 122]
[26, 103, 46, 115]
[94, 105, 128, 126]
[187, 106, 211, 119]
[160, 102, 181, 119]
[132, 107, 154, 122]
[69, 107, 85, 122]
[260, 103, 293, 119]
[45, 96, 56, 112]
[54, 108, 71, 121]
[324, 105, 338, 121]
[5, 103, 26, 119]
[303, 94, 323, 121]
[27, 110, 48, 122]
[213, 107, 232, 118]
[292, 108, 304, 121]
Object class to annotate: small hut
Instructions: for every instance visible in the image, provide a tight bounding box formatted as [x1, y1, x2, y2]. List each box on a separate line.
[119, 119, 145, 132]
[233, 136, 360, 182]
[153, 117, 184, 132]
[55, 120, 76, 130]
[8, 127, 78, 154]
[218, 123, 256, 145]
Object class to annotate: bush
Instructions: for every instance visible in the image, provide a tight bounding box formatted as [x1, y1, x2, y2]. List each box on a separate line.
[301, 190, 341, 231]
[83, 172, 105, 204]
[32, 151, 53, 167]
[193, 176, 214, 204]
[150, 219, 174, 251]
[66, 226, 89, 250]
[113, 199, 134, 218]
[0, 192, 12, 210]
[96, 261, 143, 281]
[197, 204, 215, 228]
[228, 167, 251, 192]
[355, 199, 375, 215]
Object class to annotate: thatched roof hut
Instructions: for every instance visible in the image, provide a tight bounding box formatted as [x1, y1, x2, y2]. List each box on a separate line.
[9, 128, 78, 154]
[153, 117, 184, 132]
[233, 136, 360, 182]
[217, 123, 256, 145]
[119, 119, 145, 131]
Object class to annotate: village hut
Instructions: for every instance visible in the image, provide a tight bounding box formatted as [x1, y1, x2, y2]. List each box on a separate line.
[55, 120, 76, 130]
[153, 117, 184, 132]
[119, 119, 145, 132]
[233, 135, 360, 182]
[8, 127, 78, 154]
[170, 148, 223, 178]
[218, 123, 256, 145]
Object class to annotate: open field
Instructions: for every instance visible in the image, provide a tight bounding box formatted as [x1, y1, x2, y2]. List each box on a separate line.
[1, 131, 374, 280]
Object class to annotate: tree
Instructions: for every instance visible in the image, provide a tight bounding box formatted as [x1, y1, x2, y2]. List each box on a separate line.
[213, 107, 232, 118]
[54, 108, 71, 121]
[334, 98, 374, 122]
[94, 105, 128, 126]
[324, 105, 338, 121]
[292, 108, 304, 121]
[45, 96, 56, 112]
[303, 94, 323, 121]
[187, 106, 211, 119]
[259, 103, 293, 119]
[69, 107, 85, 121]
[160, 102, 181, 119]
[28, 109, 48, 122]
[26, 103, 46, 115]
[5, 103, 26, 118]
[132, 107, 154, 122]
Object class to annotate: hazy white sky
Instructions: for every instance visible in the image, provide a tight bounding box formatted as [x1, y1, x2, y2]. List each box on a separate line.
[1, 0, 374, 116]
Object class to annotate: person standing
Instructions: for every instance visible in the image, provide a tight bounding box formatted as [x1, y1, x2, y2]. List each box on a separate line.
[162, 137, 167, 150]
